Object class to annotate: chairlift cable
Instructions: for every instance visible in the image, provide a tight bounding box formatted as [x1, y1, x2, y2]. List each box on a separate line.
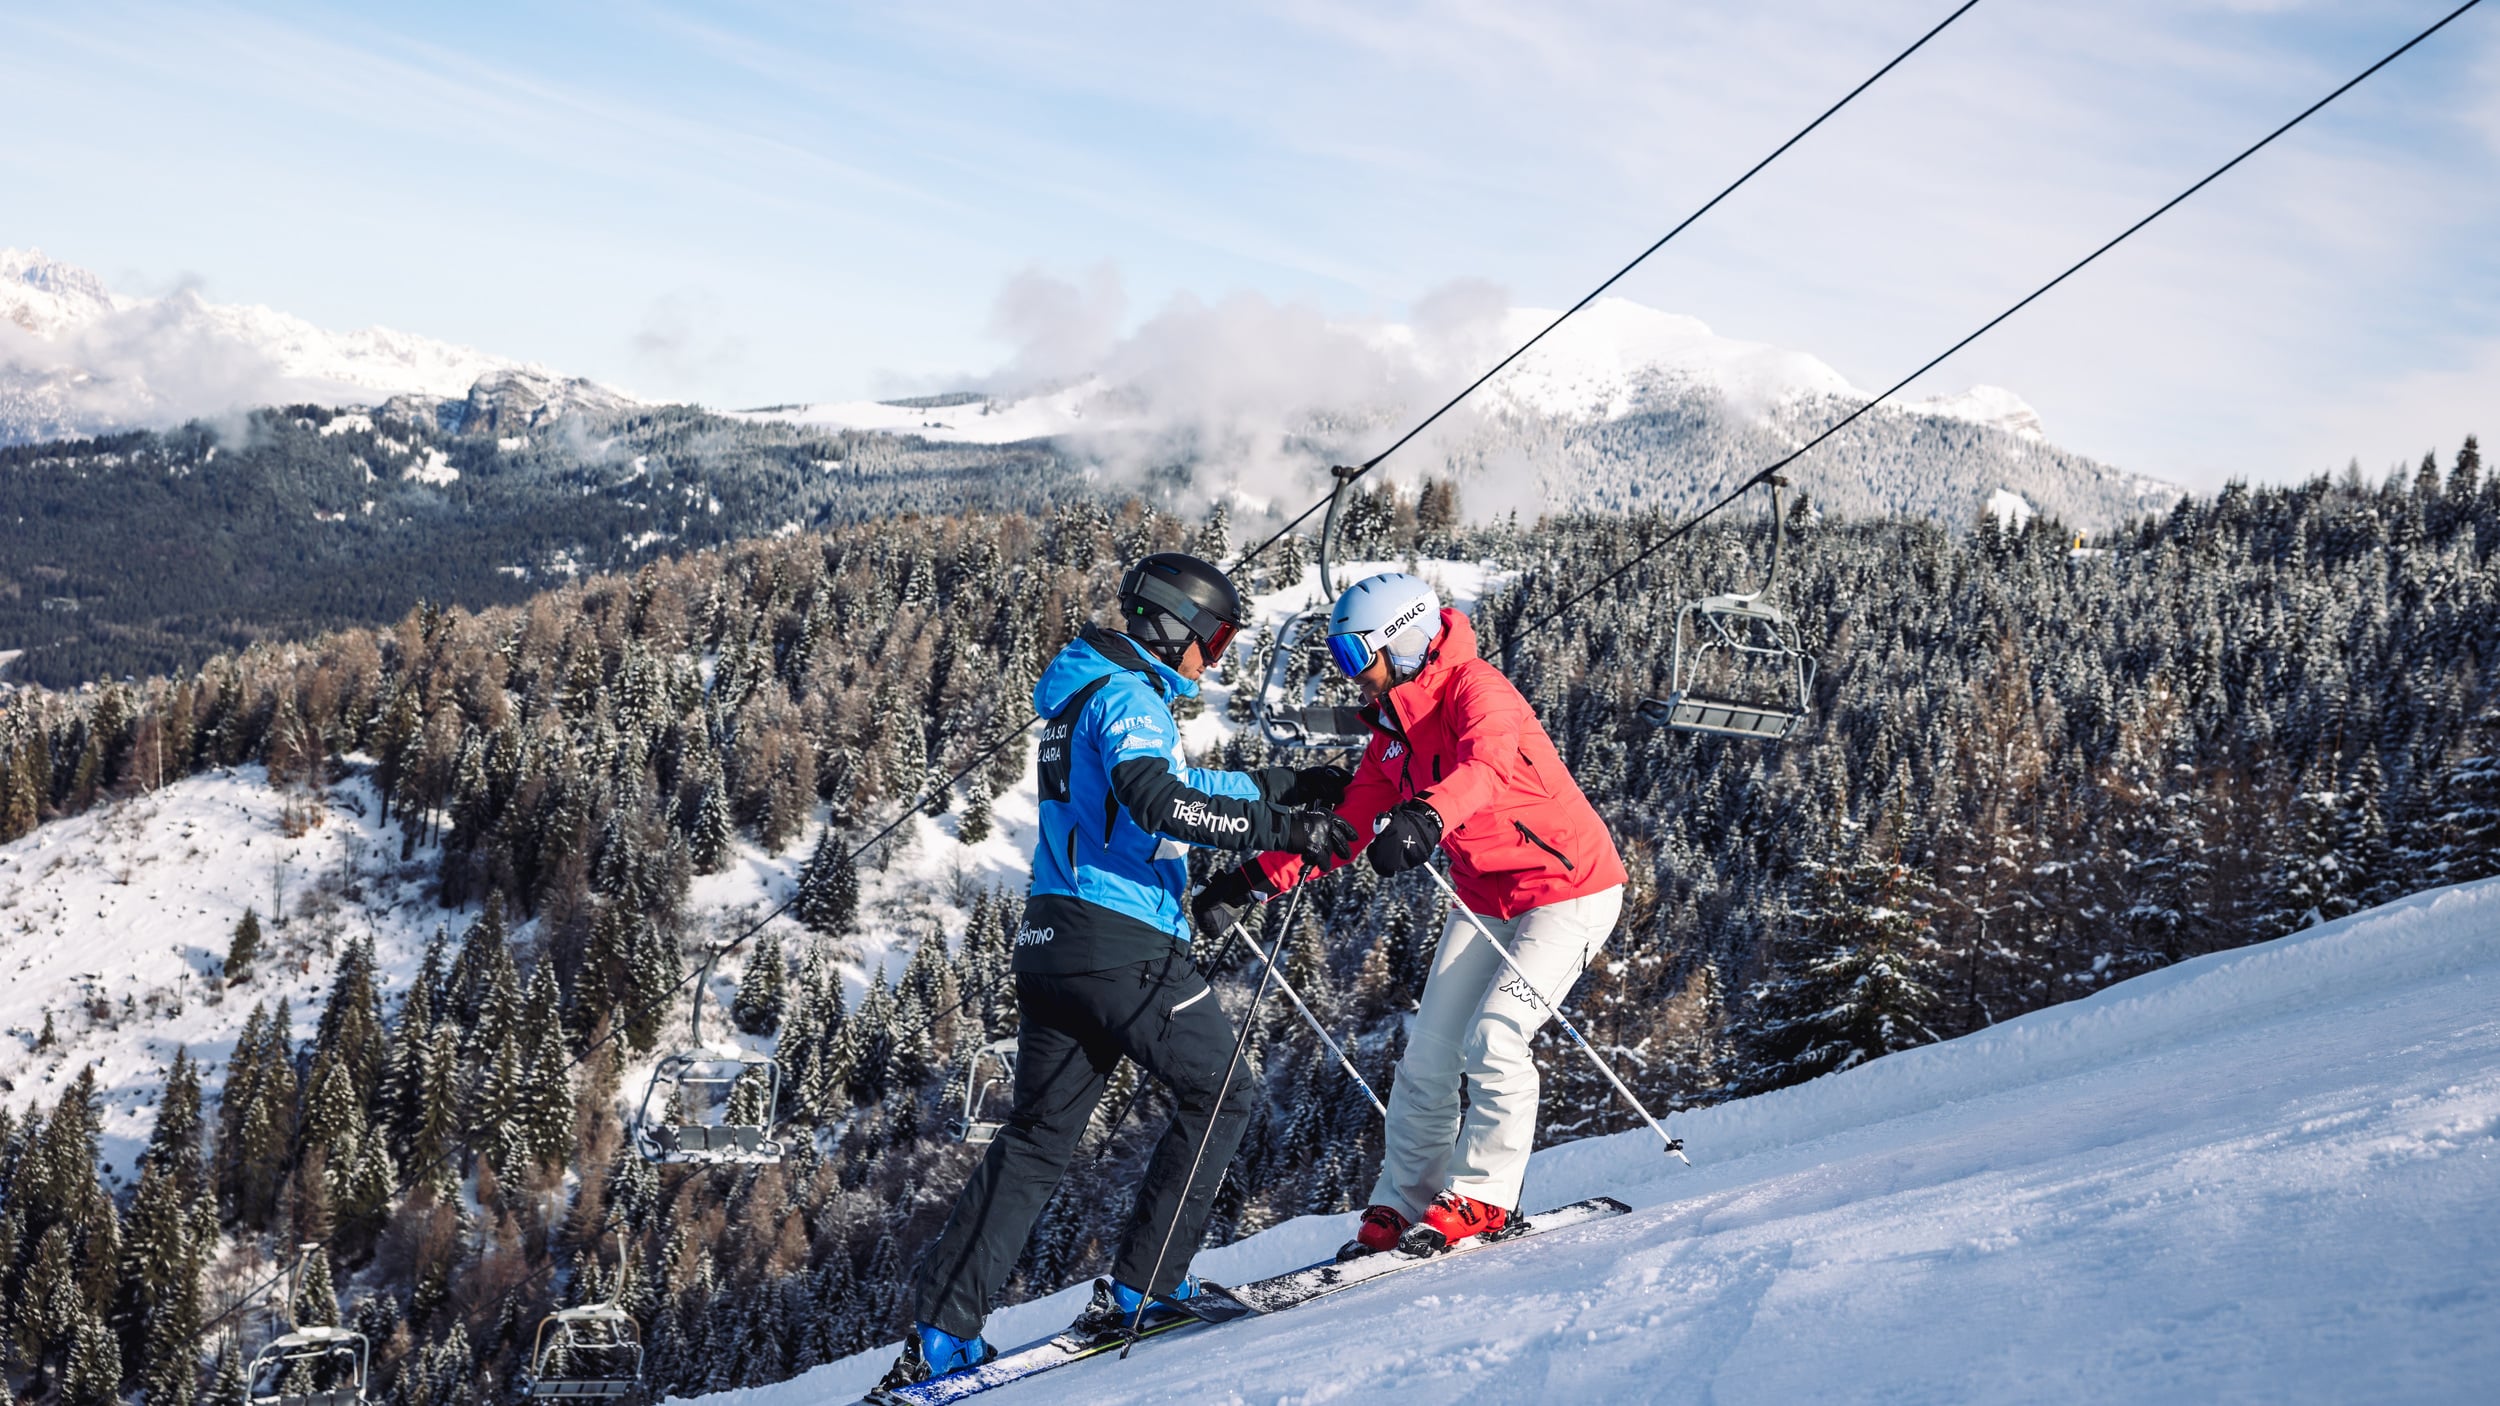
[1227, 0, 1986, 575]
[1520, 0, 2487, 639]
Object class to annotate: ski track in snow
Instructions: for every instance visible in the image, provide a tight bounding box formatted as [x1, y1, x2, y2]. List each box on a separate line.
[695, 878, 2500, 1406]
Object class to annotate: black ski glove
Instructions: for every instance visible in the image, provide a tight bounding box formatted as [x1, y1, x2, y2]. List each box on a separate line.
[1283, 810, 1361, 867]
[1191, 865, 1260, 944]
[1254, 764, 1356, 808]
[1367, 799, 1444, 877]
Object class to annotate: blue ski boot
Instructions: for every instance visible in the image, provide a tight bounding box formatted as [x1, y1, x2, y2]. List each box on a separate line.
[874, 1323, 995, 1395]
[1071, 1274, 1207, 1337]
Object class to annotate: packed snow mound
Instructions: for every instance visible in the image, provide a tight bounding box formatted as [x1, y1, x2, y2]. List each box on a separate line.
[1987, 486, 2036, 530]
[713, 877, 2500, 1405]
[0, 247, 635, 444]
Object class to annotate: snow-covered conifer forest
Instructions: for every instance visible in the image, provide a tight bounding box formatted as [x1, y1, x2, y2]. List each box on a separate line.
[0, 436, 2493, 1403]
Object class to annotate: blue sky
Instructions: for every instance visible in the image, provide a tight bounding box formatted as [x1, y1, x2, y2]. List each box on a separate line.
[4, 0, 2493, 491]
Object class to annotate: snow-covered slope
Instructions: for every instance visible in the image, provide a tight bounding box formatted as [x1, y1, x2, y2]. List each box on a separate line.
[0, 766, 445, 1183]
[0, 247, 633, 444]
[701, 876, 2500, 1405]
[0, 746, 1046, 1189]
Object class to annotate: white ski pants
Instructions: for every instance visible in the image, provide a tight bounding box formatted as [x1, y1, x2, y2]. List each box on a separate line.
[1371, 884, 1625, 1216]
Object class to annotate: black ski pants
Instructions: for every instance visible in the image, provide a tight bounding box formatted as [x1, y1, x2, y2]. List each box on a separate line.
[911, 951, 1257, 1340]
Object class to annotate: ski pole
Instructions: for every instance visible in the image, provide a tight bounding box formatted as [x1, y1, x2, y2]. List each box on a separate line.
[1418, 863, 1688, 1164]
[1235, 924, 1386, 1118]
[1123, 882, 1308, 1357]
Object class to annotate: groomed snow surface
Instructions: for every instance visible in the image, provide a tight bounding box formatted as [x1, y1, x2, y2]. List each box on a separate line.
[701, 877, 2500, 1406]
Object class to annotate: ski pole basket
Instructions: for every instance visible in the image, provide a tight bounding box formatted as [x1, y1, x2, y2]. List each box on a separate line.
[1637, 476, 1816, 741]
[247, 1247, 372, 1406]
[947, 1036, 1019, 1144]
[1253, 465, 1373, 750]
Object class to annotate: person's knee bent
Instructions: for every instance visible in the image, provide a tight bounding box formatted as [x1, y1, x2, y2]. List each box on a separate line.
[1463, 1017, 1537, 1092]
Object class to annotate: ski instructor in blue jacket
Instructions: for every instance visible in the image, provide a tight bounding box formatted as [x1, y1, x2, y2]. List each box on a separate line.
[879, 551, 1358, 1395]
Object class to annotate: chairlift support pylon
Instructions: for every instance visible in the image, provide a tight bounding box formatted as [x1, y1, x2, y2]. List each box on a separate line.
[630, 952, 786, 1166]
[946, 1035, 1018, 1145]
[520, 1232, 645, 1401]
[246, 1245, 371, 1406]
[1253, 465, 1371, 750]
[1637, 476, 1816, 741]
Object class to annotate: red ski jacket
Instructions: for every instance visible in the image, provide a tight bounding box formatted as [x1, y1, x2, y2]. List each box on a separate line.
[1254, 607, 1627, 918]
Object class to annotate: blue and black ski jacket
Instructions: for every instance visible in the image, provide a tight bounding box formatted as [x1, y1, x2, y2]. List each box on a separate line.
[1020, 626, 1302, 974]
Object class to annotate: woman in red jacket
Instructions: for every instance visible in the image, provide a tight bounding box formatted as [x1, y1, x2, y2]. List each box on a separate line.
[1195, 572, 1628, 1254]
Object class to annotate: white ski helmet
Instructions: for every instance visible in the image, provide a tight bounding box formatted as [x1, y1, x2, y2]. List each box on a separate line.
[1326, 573, 1442, 678]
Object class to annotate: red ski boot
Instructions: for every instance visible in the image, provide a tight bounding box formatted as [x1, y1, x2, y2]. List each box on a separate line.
[1400, 1191, 1509, 1255]
[1337, 1204, 1411, 1261]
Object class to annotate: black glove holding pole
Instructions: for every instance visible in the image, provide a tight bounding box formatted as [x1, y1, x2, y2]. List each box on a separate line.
[1191, 866, 1260, 944]
[1284, 810, 1360, 867]
[1366, 798, 1444, 877]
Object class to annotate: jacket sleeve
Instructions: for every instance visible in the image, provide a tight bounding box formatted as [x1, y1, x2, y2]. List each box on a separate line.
[1252, 747, 1401, 893]
[1420, 663, 1532, 831]
[1092, 686, 1296, 852]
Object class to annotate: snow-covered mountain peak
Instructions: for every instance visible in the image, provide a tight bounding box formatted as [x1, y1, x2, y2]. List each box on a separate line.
[0, 245, 637, 445]
[1912, 383, 2046, 440]
[1477, 297, 1862, 422]
[2, 246, 124, 335]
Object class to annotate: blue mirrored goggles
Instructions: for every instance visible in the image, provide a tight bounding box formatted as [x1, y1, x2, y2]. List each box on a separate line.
[1326, 631, 1376, 678]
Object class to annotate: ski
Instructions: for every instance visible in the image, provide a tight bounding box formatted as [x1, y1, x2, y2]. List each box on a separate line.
[1222, 1194, 1629, 1313]
[863, 1196, 1630, 1404]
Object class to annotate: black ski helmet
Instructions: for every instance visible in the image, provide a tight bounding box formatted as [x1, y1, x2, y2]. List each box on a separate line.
[1117, 552, 1245, 663]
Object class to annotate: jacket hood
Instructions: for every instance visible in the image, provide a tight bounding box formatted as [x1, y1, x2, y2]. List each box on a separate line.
[1032, 626, 1199, 716]
[1381, 607, 1481, 733]
[1421, 607, 1480, 674]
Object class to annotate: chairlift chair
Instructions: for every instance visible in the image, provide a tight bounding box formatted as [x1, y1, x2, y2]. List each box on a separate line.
[247, 1247, 371, 1406]
[947, 1036, 1018, 1145]
[630, 956, 787, 1166]
[1252, 465, 1373, 750]
[1637, 476, 1817, 741]
[521, 1235, 645, 1401]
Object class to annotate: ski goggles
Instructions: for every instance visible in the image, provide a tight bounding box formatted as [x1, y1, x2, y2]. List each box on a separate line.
[1326, 629, 1379, 678]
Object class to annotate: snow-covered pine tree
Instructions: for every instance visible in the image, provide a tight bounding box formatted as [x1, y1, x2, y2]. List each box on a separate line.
[224, 908, 262, 984]
[731, 938, 787, 1035]
[792, 830, 860, 937]
[1746, 853, 1948, 1091]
